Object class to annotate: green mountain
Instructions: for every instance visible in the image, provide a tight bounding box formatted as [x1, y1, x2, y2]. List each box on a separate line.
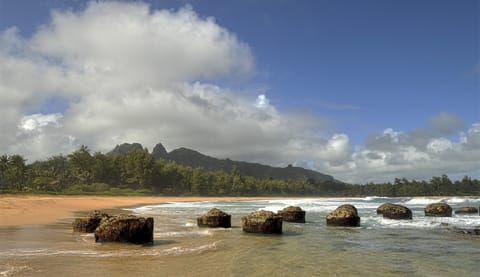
[109, 143, 144, 156]
[112, 142, 336, 182]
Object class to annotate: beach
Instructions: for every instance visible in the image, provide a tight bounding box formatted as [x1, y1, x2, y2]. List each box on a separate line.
[0, 195, 272, 226]
[1, 196, 479, 276]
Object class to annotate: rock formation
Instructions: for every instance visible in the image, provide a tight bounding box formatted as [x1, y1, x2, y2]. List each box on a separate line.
[94, 215, 154, 244]
[326, 204, 360, 227]
[72, 210, 110, 232]
[197, 208, 231, 228]
[241, 210, 282, 234]
[424, 202, 452, 217]
[376, 203, 412, 220]
[455, 207, 478, 215]
[277, 206, 306, 223]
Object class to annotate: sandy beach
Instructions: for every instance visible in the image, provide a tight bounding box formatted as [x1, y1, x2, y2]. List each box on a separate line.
[0, 194, 268, 226]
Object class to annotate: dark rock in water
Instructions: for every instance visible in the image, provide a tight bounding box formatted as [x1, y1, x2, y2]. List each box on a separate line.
[277, 206, 306, 223]
[241, 210, 282, 234]
[377, 203, 412, 220]
[453, 228, 480, 235]
[197, 208, 231, 228]
[455, 207, 478, 215]
[326, 204, 360, 227]
[377, 203, 390, 214]
[94, 215, 154, 244]
[425, 202, 452, 217]
[72, 210, 110, 233]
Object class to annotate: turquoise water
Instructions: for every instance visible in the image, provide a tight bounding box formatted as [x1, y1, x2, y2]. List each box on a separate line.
[1, 197, 479, 276]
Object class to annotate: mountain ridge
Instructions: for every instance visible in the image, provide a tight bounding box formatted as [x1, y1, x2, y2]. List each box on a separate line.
[109, 142, 337, 182]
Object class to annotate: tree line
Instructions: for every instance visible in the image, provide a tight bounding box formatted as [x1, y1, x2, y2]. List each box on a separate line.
[1, 146, 479, 196]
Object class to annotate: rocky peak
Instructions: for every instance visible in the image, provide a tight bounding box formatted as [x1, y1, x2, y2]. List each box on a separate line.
[152, 143, 168, 160]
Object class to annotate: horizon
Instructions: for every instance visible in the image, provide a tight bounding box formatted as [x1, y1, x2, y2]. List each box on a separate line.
[0, 0, 478, 183]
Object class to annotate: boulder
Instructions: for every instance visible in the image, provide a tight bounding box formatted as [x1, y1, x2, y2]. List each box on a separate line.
[377, 203, 412, 220]
[326, 204, 360, 227]
[453, 228, 480, 235]
[197, 208, 231, 228]
[424, 202, 452, 217]
[72, 210, 110, 232]
[277, 206, 306, 223]
[455, 207, 478, 215]
[94, 215, 154, 244]
[241, 210, 282, 234]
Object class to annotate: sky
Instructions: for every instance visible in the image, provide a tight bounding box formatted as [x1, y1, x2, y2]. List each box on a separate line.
[0, 0, 478, 183]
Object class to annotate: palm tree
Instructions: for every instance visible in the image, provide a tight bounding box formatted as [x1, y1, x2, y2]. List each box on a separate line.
[0, 155, 9, 189]
[8, 155, 27, 191]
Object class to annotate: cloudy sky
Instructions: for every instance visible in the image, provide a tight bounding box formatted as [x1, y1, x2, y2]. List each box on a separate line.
[0, 0, 478, 183]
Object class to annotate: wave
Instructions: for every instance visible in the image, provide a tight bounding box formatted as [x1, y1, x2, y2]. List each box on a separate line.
[0, 264, 30, 277]
[402, 197, 480, 206]
[154, 229, 213, 238]
[0, 241, 220, 258]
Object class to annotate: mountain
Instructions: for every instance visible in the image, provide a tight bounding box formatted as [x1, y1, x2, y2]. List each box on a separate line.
[113, 142, 337, 182]
[109, 143, 144, 156]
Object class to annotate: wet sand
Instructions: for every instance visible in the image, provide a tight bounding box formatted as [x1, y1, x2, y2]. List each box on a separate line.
[0, 195, 270, 226]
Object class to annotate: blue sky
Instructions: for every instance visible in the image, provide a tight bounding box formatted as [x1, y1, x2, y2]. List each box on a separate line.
[0, 0, 478, 182]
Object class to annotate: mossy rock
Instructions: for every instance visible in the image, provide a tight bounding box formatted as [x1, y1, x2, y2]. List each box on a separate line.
[241, 210, 282, 234]
[94, 215, 154, 244]
[455, 207, 478, 215]
[72, 210, 110, 233]
[326, 204, 360, 227]
[197, 208, 231, 228]
[425, 202, 452, 217]
[277, 206, 306, 223]
[377, 203, 412, 220]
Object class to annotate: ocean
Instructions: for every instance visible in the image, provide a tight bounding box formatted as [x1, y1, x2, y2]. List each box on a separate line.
[1, 197, 479, 276]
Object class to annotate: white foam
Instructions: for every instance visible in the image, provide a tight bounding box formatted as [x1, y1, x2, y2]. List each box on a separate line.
[154, 229, 212, 238]
[0, 241, 221, 258]
[159, 241, 219, 256]
[0, 265, 29, 277]
[364, 196, 390, 201]
[402, 197, 480, 206]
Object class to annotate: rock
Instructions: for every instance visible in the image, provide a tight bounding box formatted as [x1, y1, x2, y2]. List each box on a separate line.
[376, 203, 412, 220]
[72, 210, 110, 232]
[152, 143, 169, 160]
[455, 207, 478, 215]
[94, 215, 154, 244]
[453, 228, 480, 235]
[425, 202, 452, 217]
[277, 206, 306, 223]
[326, 204, 360, 227]
[197, 208, 231, 228]
[241, 210, 282, 234]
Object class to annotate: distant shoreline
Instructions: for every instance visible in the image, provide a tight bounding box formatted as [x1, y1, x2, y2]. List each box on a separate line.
[0, 195, 277, 227]
[1, 194, 477, 227]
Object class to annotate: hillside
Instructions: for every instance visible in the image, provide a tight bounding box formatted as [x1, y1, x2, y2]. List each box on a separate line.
[111, 142, 336, 182]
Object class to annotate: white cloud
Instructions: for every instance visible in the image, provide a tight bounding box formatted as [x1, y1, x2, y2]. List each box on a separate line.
[328, 122, 480, 183]
[427, 138, 453, 153]
[18, 113, 63, 132]
[254, 94, 270, 109]
[0, 1, 478, 183]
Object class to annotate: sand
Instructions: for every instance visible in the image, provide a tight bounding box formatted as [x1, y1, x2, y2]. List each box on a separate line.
[0, 195, 268, 226]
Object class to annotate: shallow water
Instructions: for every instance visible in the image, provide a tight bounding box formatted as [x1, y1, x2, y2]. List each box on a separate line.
[1, 197, 479, 276]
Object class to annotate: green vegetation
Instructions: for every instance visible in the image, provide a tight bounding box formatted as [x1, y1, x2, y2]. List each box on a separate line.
[0, 146, 479, 196]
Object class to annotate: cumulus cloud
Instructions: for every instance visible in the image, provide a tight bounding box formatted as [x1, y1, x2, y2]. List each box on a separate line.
[0, 1, 478, 183]
[326, 120, 480, 183]
[254, 94, 270, 109]
[0, 1, 336, 164]
[18, 113, 63, 133]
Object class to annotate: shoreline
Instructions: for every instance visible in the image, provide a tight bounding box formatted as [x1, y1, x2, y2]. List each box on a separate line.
[0, 195, 274, 227]
[1, 194, 476, 227]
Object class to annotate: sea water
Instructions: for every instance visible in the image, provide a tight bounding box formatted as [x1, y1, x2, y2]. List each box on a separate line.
[1, 197, 479, 276]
